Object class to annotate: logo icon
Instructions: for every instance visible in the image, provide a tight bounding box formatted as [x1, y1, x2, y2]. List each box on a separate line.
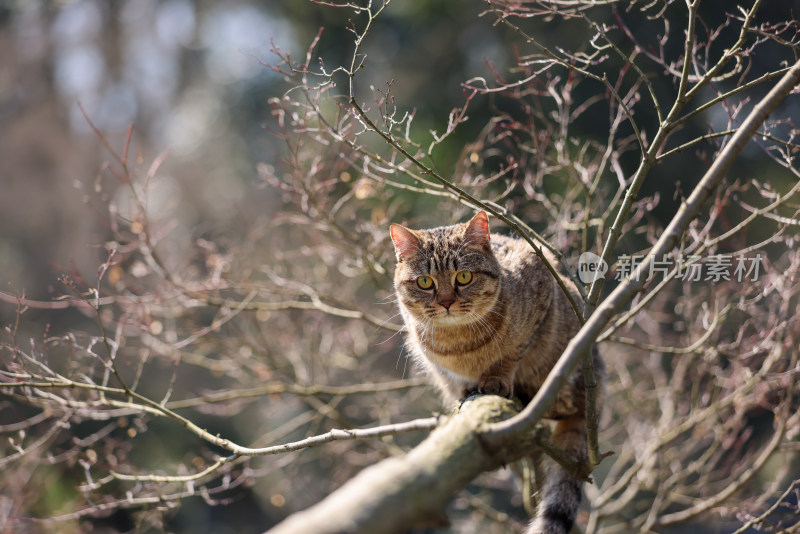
[578, 252, 608, 284]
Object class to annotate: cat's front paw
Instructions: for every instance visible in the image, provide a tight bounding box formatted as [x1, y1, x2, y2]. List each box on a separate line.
[477, 376, 513, 398]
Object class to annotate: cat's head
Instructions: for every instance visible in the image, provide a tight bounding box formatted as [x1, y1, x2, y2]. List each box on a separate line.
[389, 211, 501, 325]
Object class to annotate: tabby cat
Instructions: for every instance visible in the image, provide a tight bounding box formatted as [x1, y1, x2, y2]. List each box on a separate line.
[390, 210, 603, 534]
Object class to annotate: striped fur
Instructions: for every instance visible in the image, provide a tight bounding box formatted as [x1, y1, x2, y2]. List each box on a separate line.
[390, 211, 603, 534]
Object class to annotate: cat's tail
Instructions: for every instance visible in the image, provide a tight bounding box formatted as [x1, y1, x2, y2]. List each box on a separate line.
[525, 415, 586, 534]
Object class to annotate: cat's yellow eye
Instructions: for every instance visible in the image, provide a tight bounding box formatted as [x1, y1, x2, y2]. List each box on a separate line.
[455, 271, 473, 285]
[417, 275, 434, 289]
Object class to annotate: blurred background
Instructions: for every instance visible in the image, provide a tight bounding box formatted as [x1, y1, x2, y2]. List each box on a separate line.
[1, 1, 799, 533]
[3, 0, 798, 299]
[0, 0, 501, 299]
[0, 2, 524, 532]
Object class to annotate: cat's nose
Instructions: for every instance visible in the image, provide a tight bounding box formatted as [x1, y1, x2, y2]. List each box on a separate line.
[439, 297, 455, 309]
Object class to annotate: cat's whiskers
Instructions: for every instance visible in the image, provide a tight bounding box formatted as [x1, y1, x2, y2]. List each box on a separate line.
[395, 345, 412, 377]
[471, 311, 502, 365]
[464, 309, 503, 363]
[461, 310, 483, 355]
[419, 314, 440, 369]
[415, 312, 433, 348]
[377, 293, 400, 304]
[377, 311, 409, 344]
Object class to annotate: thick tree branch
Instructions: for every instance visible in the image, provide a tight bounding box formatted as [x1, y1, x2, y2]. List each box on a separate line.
[265, 395, 541, 534]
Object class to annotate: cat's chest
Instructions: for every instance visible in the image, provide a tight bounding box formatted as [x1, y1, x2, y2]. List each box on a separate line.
[414, 323, 507, 379]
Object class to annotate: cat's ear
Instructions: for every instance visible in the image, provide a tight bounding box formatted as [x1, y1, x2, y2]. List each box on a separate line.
[464, 211, 491, 250]
[390, 224, 421, 261]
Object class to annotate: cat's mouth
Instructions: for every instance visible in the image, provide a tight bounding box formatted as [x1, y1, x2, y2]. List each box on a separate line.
[431, 307, 467, 325]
